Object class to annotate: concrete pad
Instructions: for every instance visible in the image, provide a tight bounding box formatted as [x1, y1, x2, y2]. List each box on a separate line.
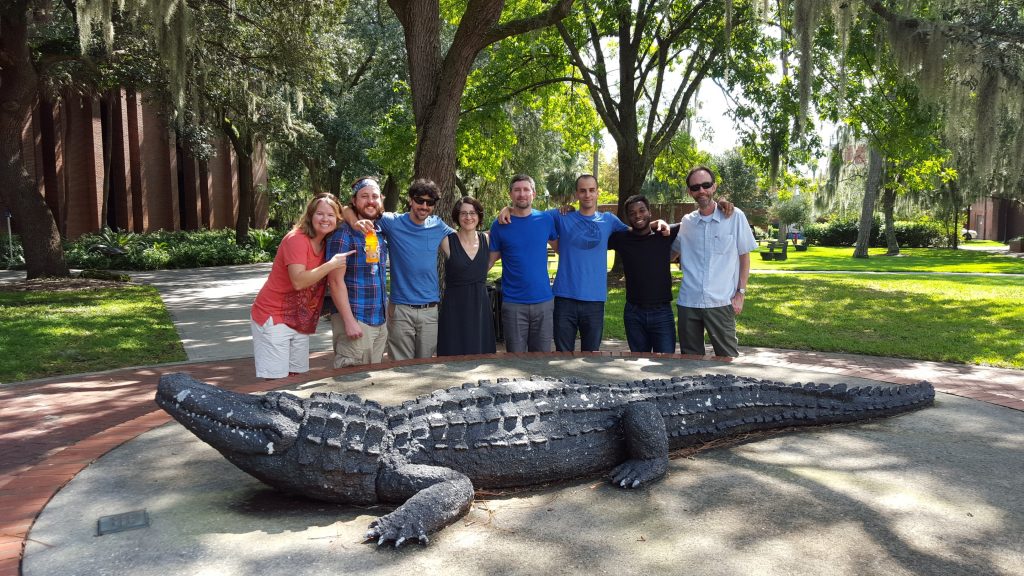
[23, 358, 1024, 576]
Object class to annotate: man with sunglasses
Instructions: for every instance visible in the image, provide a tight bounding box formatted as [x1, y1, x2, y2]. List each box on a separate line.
[671, 166, 757, 357]
[345, 179, 454, 360]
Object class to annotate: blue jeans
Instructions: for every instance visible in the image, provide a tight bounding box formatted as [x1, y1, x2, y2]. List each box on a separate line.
[553, 297, 605, 352]
[623, 302, 676, 353]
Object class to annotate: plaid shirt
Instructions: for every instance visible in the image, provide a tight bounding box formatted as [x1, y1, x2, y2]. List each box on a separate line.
[324, 222, 388, 326]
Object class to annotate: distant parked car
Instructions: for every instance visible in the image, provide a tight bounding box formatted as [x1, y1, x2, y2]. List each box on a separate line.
[961, 228, 978, 241]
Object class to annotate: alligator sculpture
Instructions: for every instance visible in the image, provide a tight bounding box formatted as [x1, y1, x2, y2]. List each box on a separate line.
[155, 372, 934, 547]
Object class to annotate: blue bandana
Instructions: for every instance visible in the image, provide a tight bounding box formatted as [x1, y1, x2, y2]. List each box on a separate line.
[352, 179, 379, 193]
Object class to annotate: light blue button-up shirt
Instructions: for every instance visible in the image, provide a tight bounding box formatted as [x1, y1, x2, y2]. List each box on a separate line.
[672, 207, 757, 308]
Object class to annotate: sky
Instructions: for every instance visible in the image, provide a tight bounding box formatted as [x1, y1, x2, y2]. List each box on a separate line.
[693, 80, 739, 155]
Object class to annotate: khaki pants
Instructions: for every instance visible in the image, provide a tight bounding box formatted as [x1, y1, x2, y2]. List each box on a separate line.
[677, 304, 739, 357]
[387, 304, 439, 360]
[330, 314, 388, 368]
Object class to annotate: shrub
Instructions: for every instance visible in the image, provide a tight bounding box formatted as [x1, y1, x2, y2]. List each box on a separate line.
[65, 227, 283, 270]
[803, 216, 882, 246]
[246, 227, 286, 253]
[889, 221, 945, 248]
[0, 235, 25, 270]
[805, 216, 948, 248]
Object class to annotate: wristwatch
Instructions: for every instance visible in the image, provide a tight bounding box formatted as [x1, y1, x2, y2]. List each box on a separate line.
[737, 288, 746, 295]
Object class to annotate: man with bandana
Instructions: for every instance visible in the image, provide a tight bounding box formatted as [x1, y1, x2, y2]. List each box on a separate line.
[326, 177, 389, 368]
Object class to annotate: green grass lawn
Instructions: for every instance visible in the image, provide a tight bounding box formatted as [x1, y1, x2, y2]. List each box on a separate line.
[963, 239, 1009, 247]
[0, 285, 186, 383]
[486, 242, 1023, 367]
[489, 244, 1024, 278]
[604, 273, 1024, 368]
[750, 245, 1024, 274]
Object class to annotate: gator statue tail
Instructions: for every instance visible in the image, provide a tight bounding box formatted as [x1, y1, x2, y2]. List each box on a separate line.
[156, 372, 934, 547]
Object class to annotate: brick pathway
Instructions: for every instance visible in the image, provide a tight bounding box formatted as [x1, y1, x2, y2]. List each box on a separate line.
[1, 347, 1021, 575]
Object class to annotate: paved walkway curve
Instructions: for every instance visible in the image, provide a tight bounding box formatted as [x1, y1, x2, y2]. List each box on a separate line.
[1, 263, 1022, 574]
[2, 348, 1022, 574]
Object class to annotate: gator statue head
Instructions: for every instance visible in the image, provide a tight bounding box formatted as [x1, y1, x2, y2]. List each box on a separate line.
[156, 371, 935, 547]
[156, 373, 381, 503]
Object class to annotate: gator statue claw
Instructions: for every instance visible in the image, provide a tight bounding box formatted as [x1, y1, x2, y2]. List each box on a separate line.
[156, 372, 934, 546]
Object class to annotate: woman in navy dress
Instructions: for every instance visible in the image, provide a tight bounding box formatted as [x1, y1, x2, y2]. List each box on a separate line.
[437, 196, 496, 355]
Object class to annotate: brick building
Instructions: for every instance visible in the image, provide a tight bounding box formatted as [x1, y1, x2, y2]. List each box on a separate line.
[967, 197, 1024, 242]
[4, 89, 267, 240]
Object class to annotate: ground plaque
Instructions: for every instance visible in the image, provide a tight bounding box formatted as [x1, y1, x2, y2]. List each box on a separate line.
[96, 510, 149, 536]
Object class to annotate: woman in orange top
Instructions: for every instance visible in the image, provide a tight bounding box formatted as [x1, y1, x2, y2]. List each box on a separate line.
[251, 194, 354, 378]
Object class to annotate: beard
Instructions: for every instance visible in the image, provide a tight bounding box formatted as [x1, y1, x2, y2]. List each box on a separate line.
[356, 205, 379, 220]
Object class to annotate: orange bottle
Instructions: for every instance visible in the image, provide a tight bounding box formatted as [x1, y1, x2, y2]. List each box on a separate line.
[365, 229, 380, 263]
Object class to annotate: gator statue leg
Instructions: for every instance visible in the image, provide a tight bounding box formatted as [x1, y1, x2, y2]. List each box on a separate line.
[155, 372, 934, 546]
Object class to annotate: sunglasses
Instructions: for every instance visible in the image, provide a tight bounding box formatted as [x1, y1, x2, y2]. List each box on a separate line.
[688, 182, 714, 192]
[412, 197, 437, 207]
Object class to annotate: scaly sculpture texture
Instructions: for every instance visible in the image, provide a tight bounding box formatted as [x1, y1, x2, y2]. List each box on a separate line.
[156, 372, 934, 546]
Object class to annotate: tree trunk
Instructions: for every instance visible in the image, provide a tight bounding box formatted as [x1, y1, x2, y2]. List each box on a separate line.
[236, 149, 253, 243]
[327, 168, 341, 199]
[853, 145, 882, 258]
[0, 2, 69, 279]
[949, 181, 961, 249]
[612, 144, 645, 274]
[100, 91, 116, 229]
[882, 184, 899, 256]
[382, 173, 399, 213]
[414, 104, 461, 226]
[224, 119, 254, 244]
[389, 0, 574, 228]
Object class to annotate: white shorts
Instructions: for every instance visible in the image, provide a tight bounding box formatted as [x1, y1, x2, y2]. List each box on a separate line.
[251, 316, 310, 378]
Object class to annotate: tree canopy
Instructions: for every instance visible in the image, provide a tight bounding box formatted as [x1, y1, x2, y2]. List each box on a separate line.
[4, 0, 1024, 277]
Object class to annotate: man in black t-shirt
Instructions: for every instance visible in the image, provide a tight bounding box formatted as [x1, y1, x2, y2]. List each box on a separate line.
[608, 195, 680, 353]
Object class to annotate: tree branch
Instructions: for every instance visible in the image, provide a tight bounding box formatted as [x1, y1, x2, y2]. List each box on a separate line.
[482, 0, 576, 45]
[460, 76, 587, 115]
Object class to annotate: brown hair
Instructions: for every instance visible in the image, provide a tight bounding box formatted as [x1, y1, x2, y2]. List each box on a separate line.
[452, 196, 484, 229]
[686, 166, 716, 187]
[509, 174, 535, 191]
[294, 193, 342, 238]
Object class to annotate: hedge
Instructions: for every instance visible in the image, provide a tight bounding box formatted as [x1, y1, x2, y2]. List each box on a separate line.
[803, 217, 945, 248]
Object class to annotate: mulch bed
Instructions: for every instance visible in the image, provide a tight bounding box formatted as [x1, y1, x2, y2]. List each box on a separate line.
[0, 277, 134, 293]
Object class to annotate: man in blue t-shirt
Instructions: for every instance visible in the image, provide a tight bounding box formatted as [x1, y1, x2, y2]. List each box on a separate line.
[498, 175, 669, 351]
[488, 174, 558, 353]
[345, 179, 454, 360]
[549, 174, 629, 351]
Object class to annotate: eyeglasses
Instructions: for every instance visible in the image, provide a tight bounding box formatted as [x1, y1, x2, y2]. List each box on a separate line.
[412, 197, 437, 207]
[459, 211, 478, 217]
[688, 182, 714, 192]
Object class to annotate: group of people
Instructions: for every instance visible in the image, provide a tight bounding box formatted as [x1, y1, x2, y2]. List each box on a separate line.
[248, 166, 756, 379]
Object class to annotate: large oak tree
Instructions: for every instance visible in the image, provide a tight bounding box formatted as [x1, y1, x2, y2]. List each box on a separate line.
[386, 0, 575, 218]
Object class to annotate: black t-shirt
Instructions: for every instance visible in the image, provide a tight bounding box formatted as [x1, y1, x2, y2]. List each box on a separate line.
[607, 225, 680, 305]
